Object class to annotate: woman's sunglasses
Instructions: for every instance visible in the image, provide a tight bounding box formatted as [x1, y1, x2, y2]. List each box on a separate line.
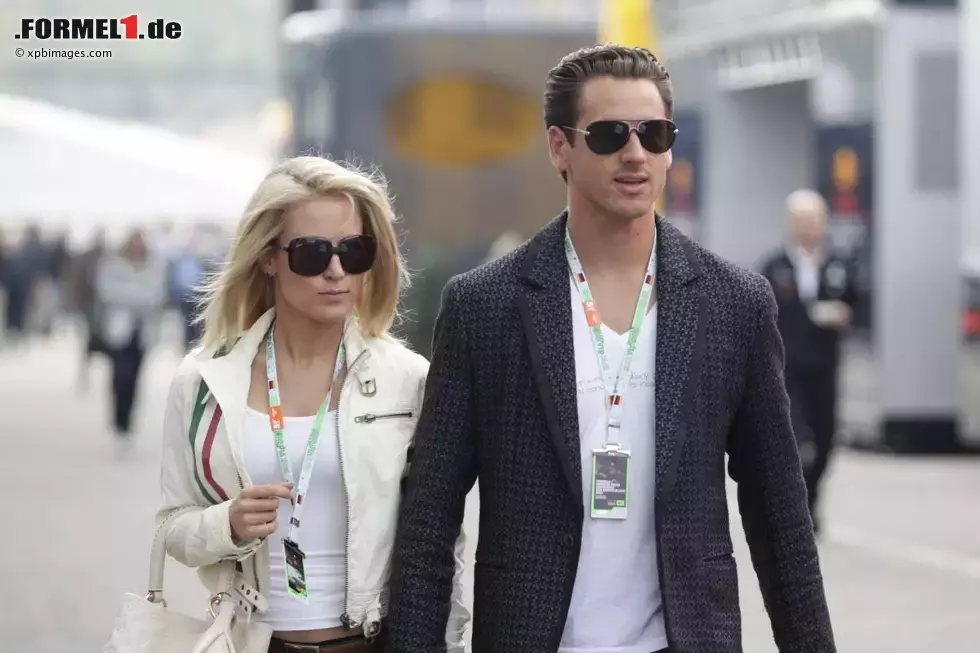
[564, 119, 678, 156]
[277, 235, 377, 277]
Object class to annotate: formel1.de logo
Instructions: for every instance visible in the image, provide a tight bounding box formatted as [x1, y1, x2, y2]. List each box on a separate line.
[15, 16, 182, 40]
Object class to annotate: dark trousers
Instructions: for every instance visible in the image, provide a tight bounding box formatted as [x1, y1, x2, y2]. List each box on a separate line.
[786, 364, 838, 522]
[4, 285, 30, 334]
[108, 332, 144, 434]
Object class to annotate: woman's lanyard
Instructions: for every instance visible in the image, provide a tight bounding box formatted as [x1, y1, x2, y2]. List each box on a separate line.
[265, 321, 346, 546]
[564, 227, 657, 447]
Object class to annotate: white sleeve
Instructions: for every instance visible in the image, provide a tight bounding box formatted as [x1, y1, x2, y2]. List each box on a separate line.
[445, 524, 472, 653]
[155, 361, 262, 567]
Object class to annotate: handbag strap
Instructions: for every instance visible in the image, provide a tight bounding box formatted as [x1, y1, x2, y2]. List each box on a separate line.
[146, 505, 203, 603]
[146, 505, 241, 609]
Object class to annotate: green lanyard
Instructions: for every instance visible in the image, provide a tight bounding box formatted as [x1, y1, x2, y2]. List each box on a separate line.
[564, 227, 657, 445]
[265, 321, 346, 543]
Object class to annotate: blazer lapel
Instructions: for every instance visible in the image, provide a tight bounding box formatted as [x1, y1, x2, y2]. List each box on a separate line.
[517, 213, 583, 513]
[654, 217, 707, 510]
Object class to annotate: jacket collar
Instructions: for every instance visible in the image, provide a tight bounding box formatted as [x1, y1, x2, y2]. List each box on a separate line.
[190, 308, 375, 484]
[519, 210, 701, 290]
[192, 307, 373, 420]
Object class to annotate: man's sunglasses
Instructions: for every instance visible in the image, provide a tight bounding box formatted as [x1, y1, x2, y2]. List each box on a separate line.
[277, 235, 377, 277]
[564, 119, 678, 155]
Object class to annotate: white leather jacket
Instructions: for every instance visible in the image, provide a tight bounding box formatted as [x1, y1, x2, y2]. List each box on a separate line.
[156, 308, 469, 649]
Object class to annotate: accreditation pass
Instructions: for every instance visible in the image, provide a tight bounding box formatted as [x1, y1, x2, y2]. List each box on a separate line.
[590, 446, 631, 519]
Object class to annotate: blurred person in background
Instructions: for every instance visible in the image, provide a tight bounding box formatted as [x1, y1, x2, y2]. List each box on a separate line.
[156, 220, 184, 313]
[759, 189, 859, 533]
[95, 228, 167, 438]
[0, 226, 6, 343]
[2, 225, 46, 346]
[389, 44, 834, 653]
[170, 229, 208, 351]
[70, 228, 107, 391]
[155, 157, 468, 653]
[34, 228, 70, 336]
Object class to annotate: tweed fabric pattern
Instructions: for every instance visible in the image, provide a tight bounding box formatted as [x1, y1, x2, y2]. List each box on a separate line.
[387, 213, 835, 653]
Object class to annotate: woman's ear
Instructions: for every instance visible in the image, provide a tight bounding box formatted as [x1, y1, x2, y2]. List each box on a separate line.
[260, 243, 278, 277]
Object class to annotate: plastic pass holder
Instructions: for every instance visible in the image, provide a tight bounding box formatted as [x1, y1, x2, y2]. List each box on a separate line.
[283, 538, 309, 603]
[590, 440, 631, 520]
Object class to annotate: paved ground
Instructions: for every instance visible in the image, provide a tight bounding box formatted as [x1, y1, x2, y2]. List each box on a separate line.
[1, 328, 978, 652]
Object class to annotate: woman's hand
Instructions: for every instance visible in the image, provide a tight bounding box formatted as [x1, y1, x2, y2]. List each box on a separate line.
[229, 483, 293, 542]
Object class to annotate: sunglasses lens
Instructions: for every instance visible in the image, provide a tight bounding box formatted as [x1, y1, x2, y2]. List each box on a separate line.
[638, 120, 677, 154]
[288, 240, 332, 277]
[335, 235, 376, 275]
[283, 235, 376, 277]
[584, 121, 631, 155]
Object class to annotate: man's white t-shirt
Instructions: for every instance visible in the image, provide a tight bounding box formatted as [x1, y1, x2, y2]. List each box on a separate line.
[559, 281, 668, 653]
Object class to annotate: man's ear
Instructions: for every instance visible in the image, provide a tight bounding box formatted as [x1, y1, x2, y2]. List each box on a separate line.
[546, 125, 570, 178]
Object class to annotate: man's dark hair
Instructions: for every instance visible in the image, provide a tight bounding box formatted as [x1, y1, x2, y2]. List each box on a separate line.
[544, 44, 674, 138]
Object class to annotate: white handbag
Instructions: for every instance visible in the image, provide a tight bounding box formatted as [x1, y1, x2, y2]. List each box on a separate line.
[104, 508, 274, 653]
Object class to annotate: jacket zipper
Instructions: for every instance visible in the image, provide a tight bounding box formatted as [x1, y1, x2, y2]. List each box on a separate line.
[338, 349, 369, 629]
[353, 410, 414, 423]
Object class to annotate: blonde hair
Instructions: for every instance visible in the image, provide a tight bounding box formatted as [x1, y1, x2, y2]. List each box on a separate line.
[197, 156, 409, 353]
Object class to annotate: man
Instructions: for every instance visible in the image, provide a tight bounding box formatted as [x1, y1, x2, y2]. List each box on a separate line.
[759, 190, 858, 533]
[388, 45, 835, 653]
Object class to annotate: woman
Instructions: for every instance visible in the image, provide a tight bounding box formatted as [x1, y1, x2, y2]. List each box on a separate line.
[94, 228, 167, 435]
[156, 156, 469, 652]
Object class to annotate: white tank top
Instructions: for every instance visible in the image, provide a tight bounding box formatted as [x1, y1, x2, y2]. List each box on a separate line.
[242, 407, 347, 631]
